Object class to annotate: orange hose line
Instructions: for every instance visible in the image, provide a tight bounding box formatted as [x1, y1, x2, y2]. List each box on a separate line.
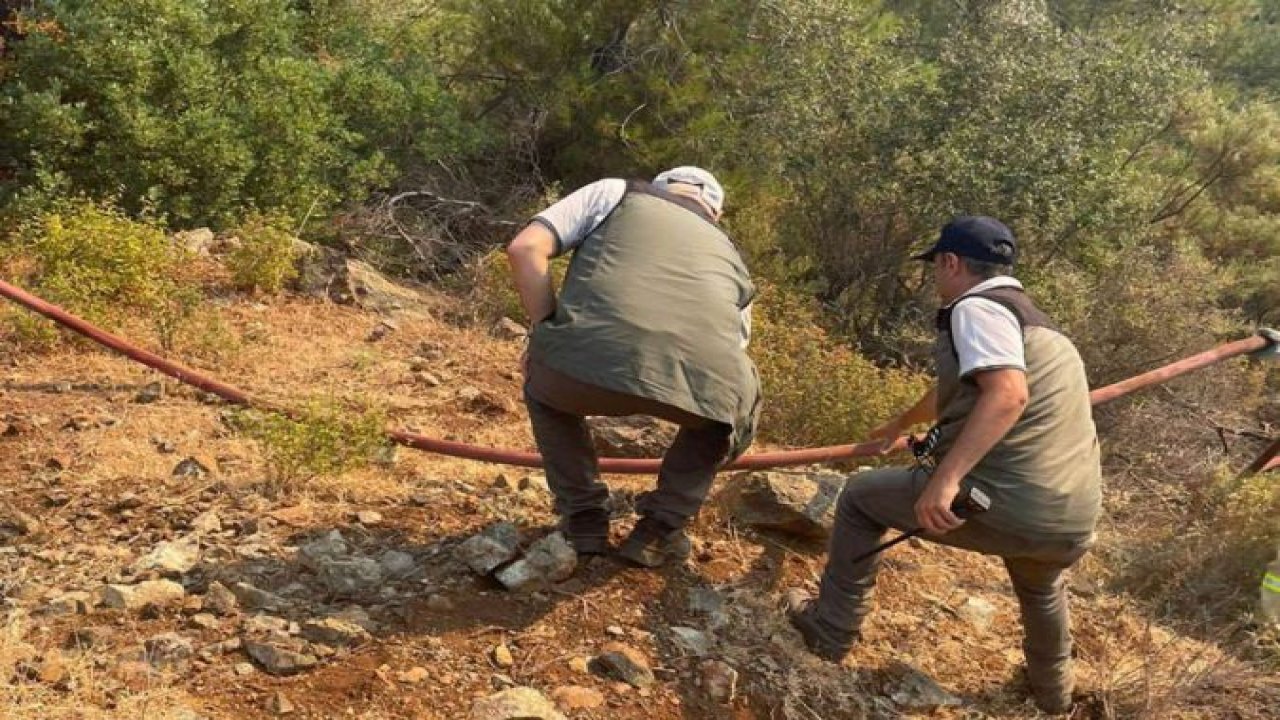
[0, 278, 1272, 473]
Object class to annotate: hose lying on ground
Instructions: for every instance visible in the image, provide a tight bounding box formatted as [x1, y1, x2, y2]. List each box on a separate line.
[0, 278, 1273, 473]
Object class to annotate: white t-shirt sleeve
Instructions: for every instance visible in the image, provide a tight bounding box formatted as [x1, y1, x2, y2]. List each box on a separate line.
[950, 298, 1026, 377]
[532, 178, 627, 256]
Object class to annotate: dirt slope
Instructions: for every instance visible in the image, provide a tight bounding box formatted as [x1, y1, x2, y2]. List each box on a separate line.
[0, 287, 1275, 720]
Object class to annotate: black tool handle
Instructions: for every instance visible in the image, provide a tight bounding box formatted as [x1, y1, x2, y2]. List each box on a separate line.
[846, 485, 992, 566]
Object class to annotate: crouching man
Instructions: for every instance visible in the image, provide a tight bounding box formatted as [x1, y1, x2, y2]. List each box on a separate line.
[506, 167, 760, 568]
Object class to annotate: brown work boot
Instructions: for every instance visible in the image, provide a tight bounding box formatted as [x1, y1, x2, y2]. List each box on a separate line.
[784, 590, 856, 662]
[1029, 682, 1073, 715]
[616, 517, 691, 568]
[559, 508, 610, 556]
[1024, 666, 1074, 715]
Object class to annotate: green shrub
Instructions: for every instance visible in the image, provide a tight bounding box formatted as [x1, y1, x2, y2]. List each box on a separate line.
[175, 312, 244, 367]
[1117, 468, 1280, 627]
[752, 284, 929, 447]
[230, 399, 392, 493]
[227, 211, 300, 294]
[2, 199, 197, 350]
[460, 248, 569, 325]
[0, 0, 479, 228]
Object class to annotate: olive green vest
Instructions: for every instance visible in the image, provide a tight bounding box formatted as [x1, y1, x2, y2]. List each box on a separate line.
[530, 184, 760, 459]
[934, 287, 1101, 535]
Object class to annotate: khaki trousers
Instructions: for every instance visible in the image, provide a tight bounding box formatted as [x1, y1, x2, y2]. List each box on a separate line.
[523, 359, 731, 531]
[815, 467, 1093, 696]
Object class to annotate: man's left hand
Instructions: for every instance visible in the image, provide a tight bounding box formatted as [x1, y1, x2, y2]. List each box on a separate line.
[914, 474, 964, 535]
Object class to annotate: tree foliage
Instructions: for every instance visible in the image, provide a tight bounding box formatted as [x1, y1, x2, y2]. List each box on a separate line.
[0, 0, 1276, 431]
[0, 0, 476, 227]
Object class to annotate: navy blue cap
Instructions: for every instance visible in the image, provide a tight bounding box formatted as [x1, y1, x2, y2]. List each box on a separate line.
[912, 216, 1017, 265]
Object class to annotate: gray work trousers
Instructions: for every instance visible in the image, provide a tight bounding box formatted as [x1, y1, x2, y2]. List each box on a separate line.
[523, 360, 732, 531]
[815, 467, 1094, 697]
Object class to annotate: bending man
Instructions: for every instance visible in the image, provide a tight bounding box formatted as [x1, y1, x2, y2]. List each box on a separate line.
[507, 167, 760, 568]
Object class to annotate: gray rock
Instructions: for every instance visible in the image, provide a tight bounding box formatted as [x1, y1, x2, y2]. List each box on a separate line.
[243, 640, 319, 676]
[144, 633, 194, 668]
[135, 382, 164, 404]
[317, 557, 384, 597]
[718, 470, 844, 539]
[133, 537, 201, 577]
[205, 638, 243, 656]
[301, 618, 370, 648]
[956, 596, 996, 632]
[588, 416, 675, 458]
[492, 317, 528, 341]
[519, 474, 550, 494]
[889, 665, 963, 711]
[590, 643, 654, 688]
[102, 580, 186, 611]
[688, 587, 729, 629]
[204, 581, 239, 615]
[699, 659, 738, 704]
[491, 473, 521, 493]
[298, 530, 349, 571]
[457, 386, 513, 415]
[172, 457, 211, 479]
[670, 627, 712, 656]
[243, 615, 292, 637]
[230, 582, 287, 612]
[378, 550, 416, 578]
[190, 511, 222, 534]
[495, 533, 577, 592]
[455, 522, 521, 576]
[292, 240, 426, 314]
[330, 606, 379, 633]
[44, 591, 93, 616]
[188, 613, 220, 631]
[469, 687, 566, 720]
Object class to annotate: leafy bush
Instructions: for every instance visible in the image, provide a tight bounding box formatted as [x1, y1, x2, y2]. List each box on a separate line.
[231, 399, 392, 493]
[1116, 468, 1280, 632]
[227, 211, 300, 294]
[2, 199, 197, 349]
[751, 284, 928, 447]
[460, 247, 569, 325]
[0, 0, 479, 227]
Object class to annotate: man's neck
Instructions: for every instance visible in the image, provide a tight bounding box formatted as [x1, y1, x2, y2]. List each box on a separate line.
[665, 187, 717, 219]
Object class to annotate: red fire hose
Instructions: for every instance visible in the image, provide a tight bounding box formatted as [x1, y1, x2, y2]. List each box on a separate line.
[0, 278, 1272, 473]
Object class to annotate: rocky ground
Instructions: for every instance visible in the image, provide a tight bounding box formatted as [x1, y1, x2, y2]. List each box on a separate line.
[0, 262, 1275, 719]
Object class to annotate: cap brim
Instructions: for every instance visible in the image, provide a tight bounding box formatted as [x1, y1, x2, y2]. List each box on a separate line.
[911, 250, 936, 262]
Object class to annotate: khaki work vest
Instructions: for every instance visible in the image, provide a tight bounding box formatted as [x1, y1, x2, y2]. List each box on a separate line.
[934, 287, 1102, 535]
[530, 183, 760, 459]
